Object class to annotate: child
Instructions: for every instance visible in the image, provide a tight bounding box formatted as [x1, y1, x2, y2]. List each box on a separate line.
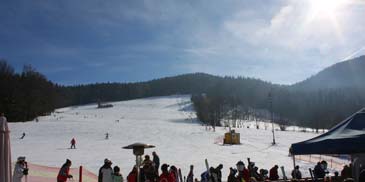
[112, 166, 124, 182]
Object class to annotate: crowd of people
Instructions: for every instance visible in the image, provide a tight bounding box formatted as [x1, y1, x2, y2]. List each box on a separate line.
[11, 153, 362, 182]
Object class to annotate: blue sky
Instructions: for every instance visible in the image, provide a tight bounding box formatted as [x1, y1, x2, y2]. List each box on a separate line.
[1, 0, 365, 85]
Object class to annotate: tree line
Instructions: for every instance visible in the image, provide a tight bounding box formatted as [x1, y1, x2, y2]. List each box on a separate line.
[191, 77, 365, 131]
[0, 59, 218, 122]
[0, 60, 56, 122]
[1, 59, 365, 130]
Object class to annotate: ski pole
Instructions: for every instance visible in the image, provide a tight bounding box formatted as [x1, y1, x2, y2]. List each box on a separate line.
[25, 161, 28, 182]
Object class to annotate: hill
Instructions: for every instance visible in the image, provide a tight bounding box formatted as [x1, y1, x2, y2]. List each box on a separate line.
[292, 56, 365, 90]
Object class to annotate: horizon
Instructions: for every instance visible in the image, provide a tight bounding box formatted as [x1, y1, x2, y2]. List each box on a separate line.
[1, 0, 365, 85]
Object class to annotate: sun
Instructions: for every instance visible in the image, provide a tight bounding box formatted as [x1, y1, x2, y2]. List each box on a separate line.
[309, 0, 345, 19]
[306, 0, 346, 38]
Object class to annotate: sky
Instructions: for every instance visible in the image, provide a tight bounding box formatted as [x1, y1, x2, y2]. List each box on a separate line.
[1, 0, 365, 85]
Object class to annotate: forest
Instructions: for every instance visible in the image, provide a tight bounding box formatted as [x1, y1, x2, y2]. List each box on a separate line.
[1, 58, 365, 131]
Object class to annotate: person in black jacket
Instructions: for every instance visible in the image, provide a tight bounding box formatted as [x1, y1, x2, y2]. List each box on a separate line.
[227, 168, 237, 182]
[215, 164, 223, 182]
[291, 165, 302, 179]
[152, 152, 160, 175]
[314, 162, 326, 179]
[98, 159, 113, 182]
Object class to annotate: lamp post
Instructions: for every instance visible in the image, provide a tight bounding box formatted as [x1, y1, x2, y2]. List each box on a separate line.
[123, 143, 155, 182]
[268, 91, 276, 145]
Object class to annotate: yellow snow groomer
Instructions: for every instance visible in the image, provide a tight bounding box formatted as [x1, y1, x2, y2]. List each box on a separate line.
[224, 130, 240, 144]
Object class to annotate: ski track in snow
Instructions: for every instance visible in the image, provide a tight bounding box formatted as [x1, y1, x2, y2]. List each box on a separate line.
[9, 95, 326, 178]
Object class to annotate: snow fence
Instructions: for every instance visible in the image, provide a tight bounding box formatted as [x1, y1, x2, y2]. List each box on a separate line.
[22, 162, 97, 182]
[295, 154, 351, 170]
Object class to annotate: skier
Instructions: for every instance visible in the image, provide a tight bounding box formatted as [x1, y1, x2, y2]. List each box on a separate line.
[20, 132, 26, 139]
[13, 156, 29, 182]
[112, 166, 124, 182]
[57, 159, 73, 182]
[187, 165, 194, 182]
[269, 165, 279, 181]
[152, 151, 160, 175]
[99, 158, 113, 182]
[105, 133, 109, 140]
[70, 138, 76, 149]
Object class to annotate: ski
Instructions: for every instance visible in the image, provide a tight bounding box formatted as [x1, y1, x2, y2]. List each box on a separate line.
[178, 168, 183, 182]
[309, 168, 316, 182]
[280, 166, 287, 180]
[205, 159, 210, 175]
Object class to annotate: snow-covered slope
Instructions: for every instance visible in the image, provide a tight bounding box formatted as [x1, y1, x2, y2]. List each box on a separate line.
[9, 95, 322, 178]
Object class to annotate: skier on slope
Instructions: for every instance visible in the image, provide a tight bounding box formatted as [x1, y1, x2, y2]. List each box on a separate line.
[20, 132, 26, 139]
[70, 138, 76, 149]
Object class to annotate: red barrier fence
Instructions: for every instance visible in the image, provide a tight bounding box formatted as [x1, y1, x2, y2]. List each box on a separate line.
[21, 162, 97, 182]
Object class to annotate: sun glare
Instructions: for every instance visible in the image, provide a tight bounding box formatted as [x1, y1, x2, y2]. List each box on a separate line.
[309, 0, 345, 18]
[306, 0, 347, 41]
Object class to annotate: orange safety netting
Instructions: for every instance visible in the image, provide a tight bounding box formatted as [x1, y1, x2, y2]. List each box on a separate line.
[295, 154, 351, 170]
[21, 163, 97, 182]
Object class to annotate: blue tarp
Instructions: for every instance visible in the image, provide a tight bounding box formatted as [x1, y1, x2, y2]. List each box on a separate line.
[290, 108, 365, 155]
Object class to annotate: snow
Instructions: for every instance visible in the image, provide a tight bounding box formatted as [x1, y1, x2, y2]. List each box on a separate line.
[8, 95, 342, 179]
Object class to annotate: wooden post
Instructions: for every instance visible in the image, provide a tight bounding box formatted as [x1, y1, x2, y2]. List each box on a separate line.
[79, 166, 83, 182]
[293, 155, 296, 170]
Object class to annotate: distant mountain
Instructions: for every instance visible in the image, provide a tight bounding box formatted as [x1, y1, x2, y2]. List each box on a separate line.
[292, 56, 365, 90]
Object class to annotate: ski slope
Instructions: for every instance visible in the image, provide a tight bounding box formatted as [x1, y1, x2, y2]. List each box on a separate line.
[9, 95, 328, 179]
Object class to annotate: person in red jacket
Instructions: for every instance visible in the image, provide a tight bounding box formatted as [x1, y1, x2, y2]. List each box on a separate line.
[70, 138, 76, 149]
[169, 166, 178, 182]
[57, 159, 73, 182]
[269, 165, 279, 180]
[159, 164, 173, 182]
[127, 166, 138, 182]
[236, 161, 250, 182]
